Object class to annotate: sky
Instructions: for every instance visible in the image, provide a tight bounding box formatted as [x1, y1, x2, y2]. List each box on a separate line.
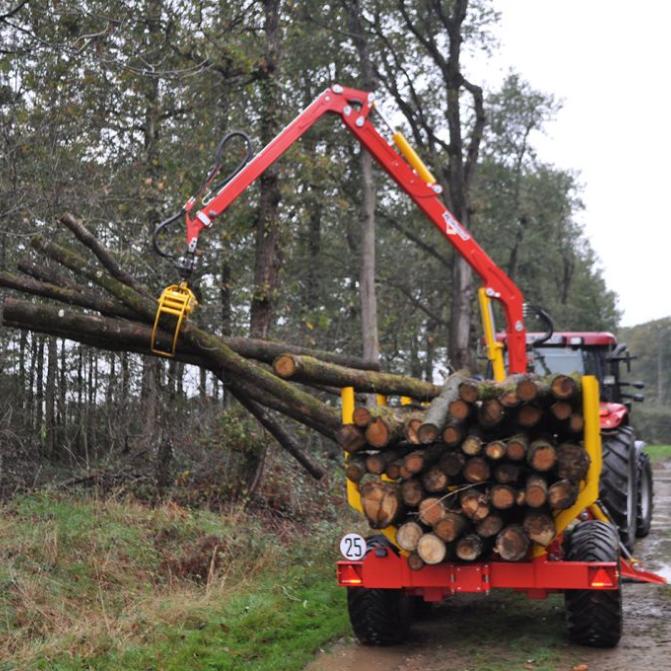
[468, 0, 670, 327]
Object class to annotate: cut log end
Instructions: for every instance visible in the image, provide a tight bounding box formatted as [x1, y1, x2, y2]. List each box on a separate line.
[416, 533, 447, 565]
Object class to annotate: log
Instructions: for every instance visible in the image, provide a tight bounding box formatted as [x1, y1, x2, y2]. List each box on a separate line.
[407, 552, 425, 571]
[337, 425, 367, 453]
[352, 406, 373, 428]
[403, 449, 428, 475]
[458, 378, 481, 403]
[345, 455, 368, 483]
[495, 524, 530, 561]
[484, 440, 507, 461]
[516, 376, 547, 403]
[447, 398, 472, 421]
[523, 511, 556, 547]
[463, 457, 490, 484]
[396, 521, 424, 552]
[456, 533, 484, 561]
[404, 413, 424, 444]
[418, 497, 448, 526]
[385, 459, 403, 480]
[461, 432, 483, 456]
[441, 420, 464, 446]
[550, 400, 573, 421]
[476, 514, 504, 539]
[548, 479, 579, 510]
[550, 374, 579, 401]
[505, 434, 528, 462]
[557, 442, 590, 482]
[365, 449, 402, 475]
[490, 484, 516, 510]
[439, 450, 465, 477]
[433, 512, 467, 542]
[527, 439, 557, 472]
[416, 533, 447, 565]
[460, 489, 490, 521]
[30, 236, 343, 434]
[417, 372, 466, 443]
[401, 478, 425, 507]
[517, 403, 543, 428]
[360, 481, 402, 528]
[494, 463, 521, 484]
[273, 353, 439, 400]
[422, 466, 449, 493]
[568, 413, 584, 435]
[525, 474, 549, 508]
[478, 398, 505, 427]
[499, 388, 521, 409]
[233, 390, 326, 479]
[365, 411, 405, 448]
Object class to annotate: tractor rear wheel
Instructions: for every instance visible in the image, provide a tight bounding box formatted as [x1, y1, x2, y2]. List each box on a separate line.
[564, 520, 622, 648]
[347, 536, 411, 646]
[636, 450, 654, 537]
[600, 426, 638, 551]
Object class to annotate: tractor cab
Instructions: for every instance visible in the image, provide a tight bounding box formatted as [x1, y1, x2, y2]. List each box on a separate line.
[493, 331, 644, 411]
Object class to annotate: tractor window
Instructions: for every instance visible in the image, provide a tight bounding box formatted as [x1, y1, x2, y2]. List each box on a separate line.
[530, 347, 600, 377]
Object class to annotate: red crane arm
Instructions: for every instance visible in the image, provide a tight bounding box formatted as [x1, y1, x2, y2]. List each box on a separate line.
[184, 85, 528, 373]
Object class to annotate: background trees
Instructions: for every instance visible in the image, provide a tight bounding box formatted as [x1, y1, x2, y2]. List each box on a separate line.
[0, 0, 631, 494]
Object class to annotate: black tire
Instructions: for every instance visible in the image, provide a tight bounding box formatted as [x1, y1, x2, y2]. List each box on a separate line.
[636, 450, 654, 537]
[346, 536, 411, 646]
[564, 520, 622, 648]
[600, 427, 638, 551]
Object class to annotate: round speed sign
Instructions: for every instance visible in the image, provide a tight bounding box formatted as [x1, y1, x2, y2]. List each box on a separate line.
[339, 533, 366, 560]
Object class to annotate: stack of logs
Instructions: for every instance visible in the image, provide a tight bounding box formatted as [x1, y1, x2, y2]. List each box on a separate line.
[339, 372, 590, 568]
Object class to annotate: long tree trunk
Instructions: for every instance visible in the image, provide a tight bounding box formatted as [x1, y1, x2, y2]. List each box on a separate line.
[250, 0, 283, 338]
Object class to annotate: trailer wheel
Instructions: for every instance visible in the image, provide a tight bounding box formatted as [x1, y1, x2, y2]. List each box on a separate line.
[600, 427, 638, 551]
[346, 536, 411, 646]
[636, 450, 654, 537]
[564, 520, 622, 648]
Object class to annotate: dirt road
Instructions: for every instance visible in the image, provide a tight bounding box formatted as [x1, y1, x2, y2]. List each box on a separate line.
[306, 460, 671, 671]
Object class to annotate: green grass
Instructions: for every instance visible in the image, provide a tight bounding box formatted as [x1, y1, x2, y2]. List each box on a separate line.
[646, 444, 671, 463]
[0, 492, 350, 671]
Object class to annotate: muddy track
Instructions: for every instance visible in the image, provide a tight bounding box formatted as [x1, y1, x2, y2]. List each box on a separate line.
[307, 461, 671, 671]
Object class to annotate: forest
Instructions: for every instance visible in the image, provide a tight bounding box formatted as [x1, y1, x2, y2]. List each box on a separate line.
[0, 0, 623, 498]
[2, 2, 670, 669]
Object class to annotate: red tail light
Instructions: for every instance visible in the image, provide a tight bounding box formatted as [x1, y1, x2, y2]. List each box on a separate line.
[337, 562, 363, 586]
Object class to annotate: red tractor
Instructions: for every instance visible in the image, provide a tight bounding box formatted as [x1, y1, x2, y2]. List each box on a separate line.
[151, 85, 664, 649]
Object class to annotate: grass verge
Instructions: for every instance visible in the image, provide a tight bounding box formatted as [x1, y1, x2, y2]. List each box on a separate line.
[646, 444, 671, 463]
[0, 492, 351, 670]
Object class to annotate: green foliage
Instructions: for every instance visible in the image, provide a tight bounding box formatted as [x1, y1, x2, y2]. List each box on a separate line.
[645, 444, 671, 463]
[0, 491, 350, 669]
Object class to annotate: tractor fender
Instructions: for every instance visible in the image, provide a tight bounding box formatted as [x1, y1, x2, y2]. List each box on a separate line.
[599, 402, 628, 430]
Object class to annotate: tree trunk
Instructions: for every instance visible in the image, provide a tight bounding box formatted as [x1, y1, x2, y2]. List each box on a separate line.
[250, 0, 283, 338]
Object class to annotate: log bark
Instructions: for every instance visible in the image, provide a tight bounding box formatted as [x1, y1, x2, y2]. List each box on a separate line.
[495, 524, 530, 561]
[396, 521, 424, 552]
[401, 478, 425, 507]
[273, 353, 439, 400]
[360, 481, 402, 528]
[548, 479, 578, 510]
[345, 454, 368, 483]
[463, 457, 490, 484]
[523, 511, 555, 547]
[418, 497, 448, 526]
[417, 372, 466, 443]
[456, 533, 484, 561]
[475, 514, 504, 539]
[490, 484, 516, 510]
[525, 474, 548, 508]
[484, 440, 506, 461]
[505, 434, 528, 461]
[433, 512, 467, 542]
[416, 533, 447, 565]
[527, 439, 557, 472]
[557, 442, 590, 482]
[460, 489, 490, 521]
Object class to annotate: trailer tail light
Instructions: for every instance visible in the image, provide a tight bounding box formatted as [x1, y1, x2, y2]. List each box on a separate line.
[337, 562, 363, 586]
[589, 566, 617, 589]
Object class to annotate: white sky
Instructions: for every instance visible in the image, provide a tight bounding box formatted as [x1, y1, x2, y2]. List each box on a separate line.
[468, 0, 670, 327]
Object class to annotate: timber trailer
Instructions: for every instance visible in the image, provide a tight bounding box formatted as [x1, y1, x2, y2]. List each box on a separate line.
[150, 85, 666, 648]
